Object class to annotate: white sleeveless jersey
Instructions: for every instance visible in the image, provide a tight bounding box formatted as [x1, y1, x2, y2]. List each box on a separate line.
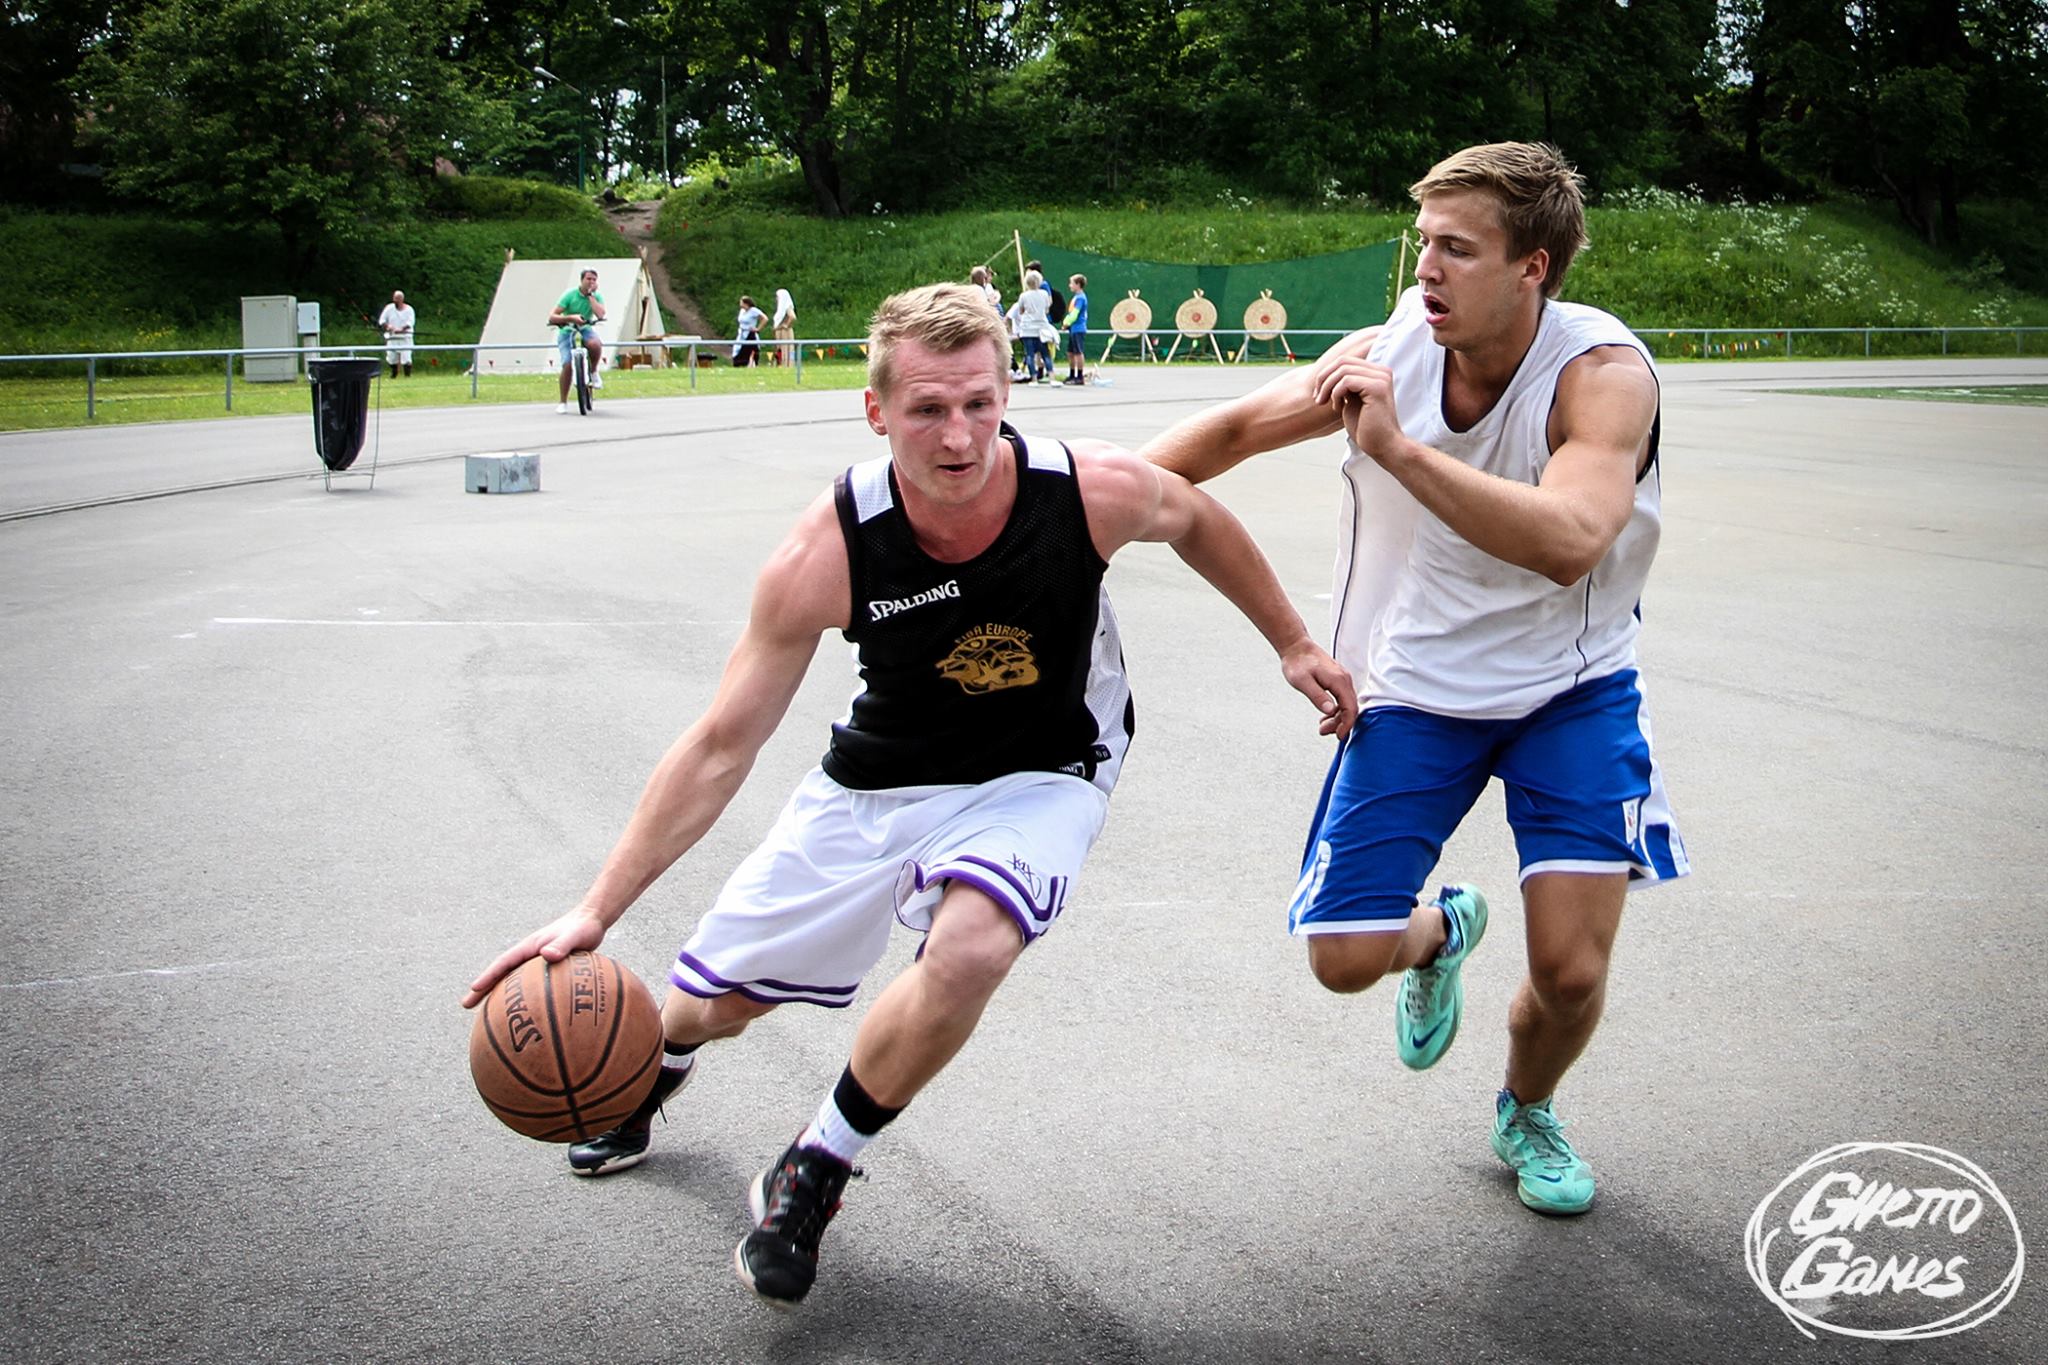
[1332, 287, 1662, 720]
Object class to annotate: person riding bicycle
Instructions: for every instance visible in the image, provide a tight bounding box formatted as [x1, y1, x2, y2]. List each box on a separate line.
[550, 268, 606, 413]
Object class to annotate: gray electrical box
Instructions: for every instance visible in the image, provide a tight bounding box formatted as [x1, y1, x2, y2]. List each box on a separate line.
[296, 301, 321, 363]
[241, 294, 299, 382]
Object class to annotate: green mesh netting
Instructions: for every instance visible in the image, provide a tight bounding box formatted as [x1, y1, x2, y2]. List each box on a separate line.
[1014, 236, 1400, 360]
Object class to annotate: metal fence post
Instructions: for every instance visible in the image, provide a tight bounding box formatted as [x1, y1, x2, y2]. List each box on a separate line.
[472, 350, 480, 398]
[1786, 330, 1794, 358]
[1864, 329, 1872, 357]
[225, 354, 234, 411]
[1941, 328, 1949, 356]
[86, 357, 96, 419]
[689, 343, 697, 389]
[794, 341, 803, 385]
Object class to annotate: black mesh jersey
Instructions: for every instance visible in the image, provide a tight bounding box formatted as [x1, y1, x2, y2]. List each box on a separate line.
[821, 425, 1135, 795]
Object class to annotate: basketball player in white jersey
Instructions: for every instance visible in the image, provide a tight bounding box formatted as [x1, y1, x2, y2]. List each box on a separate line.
[1143, 143, 1688, 1216]
[462, 283, 1356, 1305]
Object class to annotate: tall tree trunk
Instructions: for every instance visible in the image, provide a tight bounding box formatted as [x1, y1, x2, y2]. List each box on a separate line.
[797, 142, 845, 217]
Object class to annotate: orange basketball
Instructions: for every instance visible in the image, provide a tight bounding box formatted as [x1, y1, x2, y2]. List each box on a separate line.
[468, 951, 663, 1143]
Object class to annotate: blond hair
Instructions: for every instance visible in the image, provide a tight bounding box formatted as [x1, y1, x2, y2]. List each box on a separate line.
[868, 282, 1011, 396]
[1409, 142, 1588, 297]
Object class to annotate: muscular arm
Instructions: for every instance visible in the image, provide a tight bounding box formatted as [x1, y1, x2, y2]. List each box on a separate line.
[462, 496, 848, 1005]
[1138, 328, 1377, 484]
[1321, 345, 1657, 586]
[1076, 443, 1356, 736]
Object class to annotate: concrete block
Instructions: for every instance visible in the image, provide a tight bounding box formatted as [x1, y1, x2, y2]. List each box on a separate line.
[466, 451, 540, 494]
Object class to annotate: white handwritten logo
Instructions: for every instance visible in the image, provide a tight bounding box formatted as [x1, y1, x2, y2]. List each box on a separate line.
[1745, 1142, 2024, 1341]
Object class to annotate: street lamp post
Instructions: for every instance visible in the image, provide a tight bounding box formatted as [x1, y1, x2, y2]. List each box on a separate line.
[532, 64, 590, 191]
[610, 17, 670, 187]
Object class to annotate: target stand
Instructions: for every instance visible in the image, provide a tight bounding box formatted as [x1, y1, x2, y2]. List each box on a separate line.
[1234, 290, 1295, 363]
[1163, 290, 1228, 364]
[1098, 291, 1159, 364]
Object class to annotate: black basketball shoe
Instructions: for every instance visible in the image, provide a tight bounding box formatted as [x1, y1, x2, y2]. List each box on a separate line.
[733, 1140, 855, 1306]
[565, 1061, 693, 1177]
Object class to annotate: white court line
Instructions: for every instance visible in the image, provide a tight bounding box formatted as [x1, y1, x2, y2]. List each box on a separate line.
[0, 955, 329, 991]
[212, 617, 740, 627]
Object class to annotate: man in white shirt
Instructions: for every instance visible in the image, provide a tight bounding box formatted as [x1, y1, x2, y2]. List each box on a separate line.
[1142, 142, 1687, 1218]
[376, 291, 416, 378]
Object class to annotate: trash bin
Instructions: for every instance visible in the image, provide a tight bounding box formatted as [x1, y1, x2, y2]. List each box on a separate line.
[307, 359, 380, 472]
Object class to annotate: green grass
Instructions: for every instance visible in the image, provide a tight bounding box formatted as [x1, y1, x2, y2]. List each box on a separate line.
[7, 174, 2046, 427]
[0, 192, 626, 364]
[1779, 384, 2048, 406]
[660, 195, 1413, 343]
[1573, 190, 2048, 359]
[0, 357, 873, 432]
[662, 178, 2048, 355]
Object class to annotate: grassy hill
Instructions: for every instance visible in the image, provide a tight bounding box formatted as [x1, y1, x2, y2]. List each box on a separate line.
[5, 172, 2044, 371]
[660, 176, 2048, 358]
[0, 177, 624, 368]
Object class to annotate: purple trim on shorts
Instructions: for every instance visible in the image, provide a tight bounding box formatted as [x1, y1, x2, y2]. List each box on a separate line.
[672, 949, 856, 998]
[668, 972, 855, 1009]
[905, 861, 1041, 944]
[951, 855, 1053, 921]
[955, 855, 1071, 924]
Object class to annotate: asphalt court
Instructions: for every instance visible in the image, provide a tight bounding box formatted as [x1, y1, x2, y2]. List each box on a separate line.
[2, 358, 2044, 1363]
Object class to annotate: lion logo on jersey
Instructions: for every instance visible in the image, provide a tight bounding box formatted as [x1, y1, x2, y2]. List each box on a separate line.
[937, 625, 1038, 694]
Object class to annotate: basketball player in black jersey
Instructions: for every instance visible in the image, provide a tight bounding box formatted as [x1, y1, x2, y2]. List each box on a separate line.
[463, 282, 1356, 1307]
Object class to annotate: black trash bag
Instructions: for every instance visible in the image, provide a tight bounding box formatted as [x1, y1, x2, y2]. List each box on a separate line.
[307, 359, 380, 472]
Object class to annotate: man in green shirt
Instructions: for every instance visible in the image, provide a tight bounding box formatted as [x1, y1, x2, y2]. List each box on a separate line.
[548, 268, 607, 412]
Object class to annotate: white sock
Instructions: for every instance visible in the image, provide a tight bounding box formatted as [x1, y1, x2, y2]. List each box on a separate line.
[798, 1095, 873, 1166]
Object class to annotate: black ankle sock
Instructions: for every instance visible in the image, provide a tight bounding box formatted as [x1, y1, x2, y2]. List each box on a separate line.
[834, 1065, 904, 1137]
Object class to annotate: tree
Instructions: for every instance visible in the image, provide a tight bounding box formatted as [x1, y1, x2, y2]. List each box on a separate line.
[1, 0, 144, 191]
[73, 0, 466, 278]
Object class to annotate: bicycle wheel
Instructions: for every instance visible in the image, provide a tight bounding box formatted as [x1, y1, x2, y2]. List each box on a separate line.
[574, 349, 593, 415]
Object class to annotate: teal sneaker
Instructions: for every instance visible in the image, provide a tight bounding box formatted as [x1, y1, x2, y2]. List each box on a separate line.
[1394, 884, 1489, 1070]
[1491, 1090, 1596, 1215]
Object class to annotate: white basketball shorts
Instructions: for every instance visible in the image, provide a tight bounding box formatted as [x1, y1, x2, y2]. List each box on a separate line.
[670, 767, 1110, 1009]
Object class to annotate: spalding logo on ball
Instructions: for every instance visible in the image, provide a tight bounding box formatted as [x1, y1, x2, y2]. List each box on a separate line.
[469, 950, 663, 1142]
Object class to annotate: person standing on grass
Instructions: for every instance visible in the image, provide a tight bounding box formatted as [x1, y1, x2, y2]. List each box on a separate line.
[461, 281, 1357, 1307]
[970, 265, 1001, 316]
[771, 289, 797, 367]
[549, 268, 605, 414]
[1141, 141, 1687, 1217]
[377, 291, 416, 378]
[734, 295, 766, 367]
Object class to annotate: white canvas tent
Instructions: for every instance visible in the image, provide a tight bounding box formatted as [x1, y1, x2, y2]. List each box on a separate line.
[475, 254, 670, 374]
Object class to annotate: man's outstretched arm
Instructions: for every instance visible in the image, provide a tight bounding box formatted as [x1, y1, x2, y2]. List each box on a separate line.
[461, 496, 849, 1006]
[1138, 328, 1376, 484]
[1077, 443, 1356, 737]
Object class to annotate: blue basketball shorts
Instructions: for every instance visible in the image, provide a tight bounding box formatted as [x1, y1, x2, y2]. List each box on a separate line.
[1288, 668, 1688, 936]
[555, 325, 598, 365]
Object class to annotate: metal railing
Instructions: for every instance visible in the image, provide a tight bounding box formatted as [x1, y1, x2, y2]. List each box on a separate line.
[0, 337, 822, 419]
[1629, 324, 2048, 359]
[3, 324, 2044, 420]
